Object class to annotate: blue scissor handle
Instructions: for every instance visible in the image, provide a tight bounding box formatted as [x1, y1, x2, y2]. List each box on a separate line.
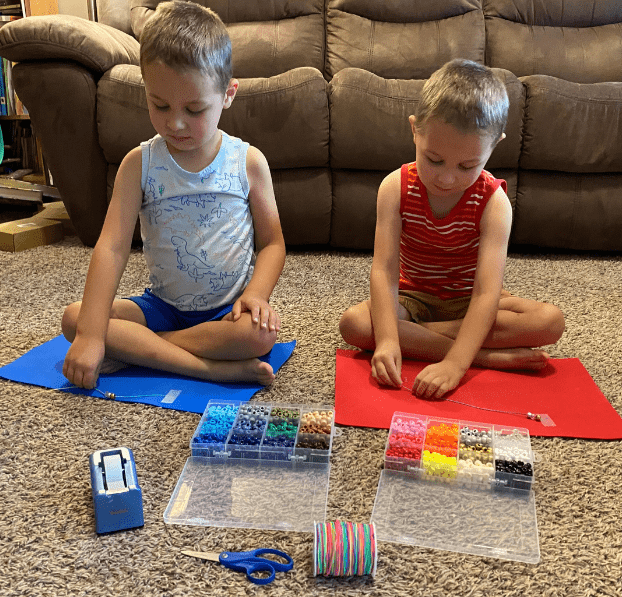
[219, 549, 294, 585]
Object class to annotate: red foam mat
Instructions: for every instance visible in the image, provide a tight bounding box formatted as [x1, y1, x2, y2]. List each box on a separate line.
[335, 349, 622, 439]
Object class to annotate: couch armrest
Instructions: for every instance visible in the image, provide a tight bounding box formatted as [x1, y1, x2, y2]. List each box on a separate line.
[0, 15, 139, 74]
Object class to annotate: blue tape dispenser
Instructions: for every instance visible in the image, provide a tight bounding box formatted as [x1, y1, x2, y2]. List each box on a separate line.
[89, 447, 144, 534]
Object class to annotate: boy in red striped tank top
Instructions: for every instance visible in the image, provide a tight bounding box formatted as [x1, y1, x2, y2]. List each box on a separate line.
[339, 59, 565, 399]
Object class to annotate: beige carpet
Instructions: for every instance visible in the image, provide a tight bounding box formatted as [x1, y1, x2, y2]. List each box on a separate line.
[1, 234, 621, 597]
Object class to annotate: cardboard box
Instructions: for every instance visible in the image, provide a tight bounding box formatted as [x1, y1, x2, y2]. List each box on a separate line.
[37, 201, 75, 235]
[0, 216, 64, 252]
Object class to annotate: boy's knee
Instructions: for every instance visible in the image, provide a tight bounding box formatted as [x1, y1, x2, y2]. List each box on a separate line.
[61, 302, 81, 341]
[339, 307, 374, 350]
[338, 308, 357, 344]
[251, 327, 278, 357]
[541, 303, 565, 344]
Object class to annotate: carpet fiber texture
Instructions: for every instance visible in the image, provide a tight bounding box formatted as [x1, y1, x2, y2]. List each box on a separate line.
[1, 235, 620, 597]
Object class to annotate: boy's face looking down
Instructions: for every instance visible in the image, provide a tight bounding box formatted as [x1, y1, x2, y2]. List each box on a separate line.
[143, 60, 237, 163]
[410, 115, 502, 206]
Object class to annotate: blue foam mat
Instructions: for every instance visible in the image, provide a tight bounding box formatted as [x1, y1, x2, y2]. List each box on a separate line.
[0, 335, 296, 414]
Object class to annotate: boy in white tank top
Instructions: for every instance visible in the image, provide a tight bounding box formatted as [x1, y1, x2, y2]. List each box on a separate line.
[61, 1, 285, 390]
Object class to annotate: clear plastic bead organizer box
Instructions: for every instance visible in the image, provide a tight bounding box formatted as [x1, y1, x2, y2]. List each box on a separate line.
[164, 400, 336, 532]
[371, 411, 540, 564]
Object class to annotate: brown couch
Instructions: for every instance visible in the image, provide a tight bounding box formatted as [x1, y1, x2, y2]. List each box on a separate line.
[1, 0, 621, 250]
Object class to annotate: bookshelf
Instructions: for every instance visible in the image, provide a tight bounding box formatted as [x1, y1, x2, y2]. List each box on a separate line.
[0, 0, 57, 199]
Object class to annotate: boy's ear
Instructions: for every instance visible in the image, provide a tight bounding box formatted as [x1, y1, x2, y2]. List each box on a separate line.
[409, 115, 417, 132]
[223, 78, 239, 109]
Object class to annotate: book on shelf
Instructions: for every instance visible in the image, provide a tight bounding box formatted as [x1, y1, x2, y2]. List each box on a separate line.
[0, 63, 6, 117]
[0, 58, 25, 116]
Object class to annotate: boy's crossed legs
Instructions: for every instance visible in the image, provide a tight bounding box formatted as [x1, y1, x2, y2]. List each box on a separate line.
[339, 291, 565, 374]
[62, 298, 277, 387]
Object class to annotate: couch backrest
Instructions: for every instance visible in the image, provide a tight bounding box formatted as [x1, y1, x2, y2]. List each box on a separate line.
[95, 0, 622, 84]
[117, 0, 325, 78]
[94, 0, 133, 35]
[484, 0, 622, 84]
[326, 0, 485, 79]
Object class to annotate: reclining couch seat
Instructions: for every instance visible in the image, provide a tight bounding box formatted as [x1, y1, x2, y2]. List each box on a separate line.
[0, 0, 621, 251]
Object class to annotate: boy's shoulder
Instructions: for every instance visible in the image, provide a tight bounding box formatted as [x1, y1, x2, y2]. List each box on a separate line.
[121, 145, 143, 171]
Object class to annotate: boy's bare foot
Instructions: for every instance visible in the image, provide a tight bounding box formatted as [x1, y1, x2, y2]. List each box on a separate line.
[205, 357, 275, 386]
[99, 357, 130, 375]
[100, 355, 274, 386]
[476, 347, 550, 371]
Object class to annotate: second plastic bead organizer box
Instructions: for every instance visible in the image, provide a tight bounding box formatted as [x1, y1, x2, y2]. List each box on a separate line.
[371, 410, 540, 563]
[384, 412, 534, 492]
[190, 400, 335, 464]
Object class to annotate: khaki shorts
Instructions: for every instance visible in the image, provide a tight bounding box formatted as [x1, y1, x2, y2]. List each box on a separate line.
[398, 289, 471, 324]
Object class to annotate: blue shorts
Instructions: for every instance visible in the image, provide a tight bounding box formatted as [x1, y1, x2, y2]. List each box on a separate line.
[126, 288, 233, 333]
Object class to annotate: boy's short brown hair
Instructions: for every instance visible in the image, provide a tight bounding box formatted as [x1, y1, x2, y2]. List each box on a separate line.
[414, 59, 509, 142]
[139, 0, 232, 94]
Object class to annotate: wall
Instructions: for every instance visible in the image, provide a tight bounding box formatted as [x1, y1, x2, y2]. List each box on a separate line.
[57, 0, 88, 19]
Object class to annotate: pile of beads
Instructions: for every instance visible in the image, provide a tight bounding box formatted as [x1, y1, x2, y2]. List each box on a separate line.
[228, 404, 270, 446]
[193, 403, 239, 444]
[263, 408, 300, 447]
[457, 427, 494, 484]
[422, 422, 459, 478]
[495, 459, 533, 477]
[191, 401, 336, 462]
[422, 450, 458, 479]
[298, 410, 334, 435]
[424, 422, 459, 455]
[386, 416, 426, 461]
[296, 433, 331, 450]
[296, 409, 333, 450]
[384, 413, 537, 491]
[314, 521, 377, 577]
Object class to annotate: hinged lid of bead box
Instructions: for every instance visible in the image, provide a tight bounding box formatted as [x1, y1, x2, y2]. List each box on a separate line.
[370, 412, 540, 563]
[164, 400, 335, 532]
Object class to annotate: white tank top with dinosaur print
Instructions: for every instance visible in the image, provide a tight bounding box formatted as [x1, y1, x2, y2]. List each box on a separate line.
[139, 131, 254, 311]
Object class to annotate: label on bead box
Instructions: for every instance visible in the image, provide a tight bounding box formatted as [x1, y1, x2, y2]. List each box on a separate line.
[538, 413, 556, 427]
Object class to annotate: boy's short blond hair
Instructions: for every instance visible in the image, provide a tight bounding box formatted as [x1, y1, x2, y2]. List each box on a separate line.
[139, 0, 232, 94]
[415, 59, 509, 142]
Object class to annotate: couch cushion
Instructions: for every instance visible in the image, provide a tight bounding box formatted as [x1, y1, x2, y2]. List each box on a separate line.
[219, 67, 329, 169]
[329, 67, 522, 172]
[130, 0, 325, 77]
[330, 169, 386, 250]
[520, 76, 622, 172]
[326, 0, 484, 79]
[485, 0, 622, 83]
[512, 172, 622, 251]
[98, 65, 329, 170]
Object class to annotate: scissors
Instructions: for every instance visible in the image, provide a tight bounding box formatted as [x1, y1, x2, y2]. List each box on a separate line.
[182, 548, 294, 585]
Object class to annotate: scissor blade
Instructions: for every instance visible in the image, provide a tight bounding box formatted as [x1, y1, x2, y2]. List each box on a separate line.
[182, 550, 220, 562]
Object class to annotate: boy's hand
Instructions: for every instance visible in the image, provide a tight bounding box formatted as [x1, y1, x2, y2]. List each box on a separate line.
[411, 360, 466, 400]
[62, 335, 105, 390]
[371, 341, 402, 387]
[231, 294, 281, 332]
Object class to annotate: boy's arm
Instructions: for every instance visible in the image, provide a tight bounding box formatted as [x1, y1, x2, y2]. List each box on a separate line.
[412, 187, 512, 398]
[231, 146, 286, 331]
[369, 170, 404, 387]
[62, 147, 144, 389]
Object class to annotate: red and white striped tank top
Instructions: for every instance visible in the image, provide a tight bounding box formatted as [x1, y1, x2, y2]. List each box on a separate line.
[399, 162, 506, 300]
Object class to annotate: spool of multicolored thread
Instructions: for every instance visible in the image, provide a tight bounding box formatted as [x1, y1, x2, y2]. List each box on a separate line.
[314, 521, 377, 577]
